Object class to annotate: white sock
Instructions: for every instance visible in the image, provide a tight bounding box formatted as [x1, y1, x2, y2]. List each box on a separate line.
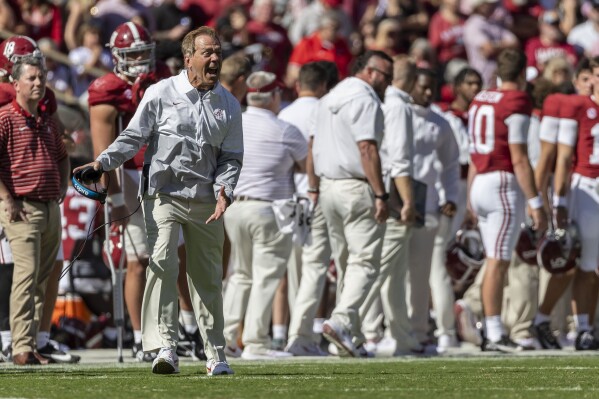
[574, 314, 590, 333]
[534, 312, 551, 326]
[313, 318, 325, 334]
[181, 310, 198, 335]
[37, 331, 50, 349]
[0, 330, 11, 351]
[272, 324, 288, 340]
[134, 330, 143, 344]
[485, 315, 504, 343]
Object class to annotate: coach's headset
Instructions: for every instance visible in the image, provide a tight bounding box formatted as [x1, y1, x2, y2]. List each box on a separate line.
[72, 166, 107, 204]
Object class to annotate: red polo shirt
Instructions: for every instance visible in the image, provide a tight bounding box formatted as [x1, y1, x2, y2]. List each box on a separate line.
[0, 100, 67, 201]
[289, 32, 352, 79]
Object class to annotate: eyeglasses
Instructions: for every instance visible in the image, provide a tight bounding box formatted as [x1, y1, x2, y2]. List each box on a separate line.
[370, 66, 392, 81]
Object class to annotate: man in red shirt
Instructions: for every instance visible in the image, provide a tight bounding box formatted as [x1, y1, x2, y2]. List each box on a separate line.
[428, 0, 466, 66]
[468, 48, 547, 352]
[0, 55, 69, 365]
[525, 10, 578, 75]
[286, 12, 352, 87]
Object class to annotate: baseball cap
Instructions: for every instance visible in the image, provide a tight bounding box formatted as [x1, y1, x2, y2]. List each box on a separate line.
[246, 71, 284, 93]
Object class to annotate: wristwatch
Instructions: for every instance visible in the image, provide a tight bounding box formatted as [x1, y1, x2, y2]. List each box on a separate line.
[374, 192, 389, 201]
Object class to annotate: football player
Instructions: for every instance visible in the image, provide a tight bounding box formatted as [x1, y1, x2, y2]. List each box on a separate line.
[531, 58, 593, 349]
[467, 48, 548, 352]
[87, 22, 172, 362]
[545, 56, 599, 350]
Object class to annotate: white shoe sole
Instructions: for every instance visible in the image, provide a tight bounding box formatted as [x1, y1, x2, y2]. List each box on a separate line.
[322, 323, 355, 357]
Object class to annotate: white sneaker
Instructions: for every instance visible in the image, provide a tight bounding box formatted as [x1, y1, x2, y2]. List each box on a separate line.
[206, 359, 234, 376]
[376, 337, 397, 354]
[455, 300, 482, 346]
[241, 349, 293, 360]
[224, 345, 242, 358]
[152, 348, 179, 374]
[436, 334, 459, 354]
[322, 319, 356, 357]
[363, 340, 378, 354]
[285, 340, 328, 356]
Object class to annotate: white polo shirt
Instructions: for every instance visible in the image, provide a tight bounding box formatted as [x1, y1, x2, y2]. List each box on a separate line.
[312, 77, 384, 180]
[412, 104, 460, 213]
[279, 96, 319, 194]
[235, 106, 308, 201]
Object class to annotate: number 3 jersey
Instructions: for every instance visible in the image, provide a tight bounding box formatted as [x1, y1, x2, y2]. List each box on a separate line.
[468, 90, 533, 174]
[558, 94, 599, 178]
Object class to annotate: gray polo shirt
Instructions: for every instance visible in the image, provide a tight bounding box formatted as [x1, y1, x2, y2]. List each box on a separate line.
[96, 70, 243, 203]
[312, 77, 384, 180]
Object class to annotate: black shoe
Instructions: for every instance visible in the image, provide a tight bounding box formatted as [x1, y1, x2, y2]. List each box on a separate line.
[532, 322, 561, 350]
[575, 331, 599, 351]
[132, 342, 156, 362]
[176, 326, 207, 361]
[37, 343, 80, 364]
[481, 335, 523, 353]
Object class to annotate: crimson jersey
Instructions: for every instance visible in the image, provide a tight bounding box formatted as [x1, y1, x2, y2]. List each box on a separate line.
[468, 90, 533, 174]
[0, 82, 58, 115]
[61, 186, 102, 261]
[559, 95, 599, 178]
[437, 102, 469, 128]
[87, 63, 171, 169]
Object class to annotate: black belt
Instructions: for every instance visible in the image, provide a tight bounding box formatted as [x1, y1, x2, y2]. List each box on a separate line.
[235, 195, 272, 202]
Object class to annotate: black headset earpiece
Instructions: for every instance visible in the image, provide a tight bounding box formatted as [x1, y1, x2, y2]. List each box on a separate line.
[72, 167, 107, 204]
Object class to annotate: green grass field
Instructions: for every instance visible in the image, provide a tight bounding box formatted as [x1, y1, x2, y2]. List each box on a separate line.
[2, 356, 599, 399]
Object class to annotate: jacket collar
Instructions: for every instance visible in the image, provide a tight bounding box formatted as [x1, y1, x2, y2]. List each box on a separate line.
[174, 70, 224, 104]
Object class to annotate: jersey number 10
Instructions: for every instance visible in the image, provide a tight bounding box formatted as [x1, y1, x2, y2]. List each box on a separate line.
[468, 104, 495, 155]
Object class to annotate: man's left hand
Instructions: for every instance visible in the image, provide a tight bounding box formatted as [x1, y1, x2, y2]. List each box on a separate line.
[440, 202, 457, 217]
[206, 186, 231, 224]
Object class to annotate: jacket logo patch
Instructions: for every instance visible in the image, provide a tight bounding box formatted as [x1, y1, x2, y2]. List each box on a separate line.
[587, 108, 597, 120]
[213, 108, 225, 121]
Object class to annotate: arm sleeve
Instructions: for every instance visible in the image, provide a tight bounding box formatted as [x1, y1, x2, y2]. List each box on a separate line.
[349, 98, 383, 143]
[437, 120, 461, 204]
[284, 124, 308, 162]
[214, 103, 244, 199]
[557, 118, 578, 147]
[96, 86, 157, 171]
[383, 101, 413, 178]
[506, 114, 530, 144]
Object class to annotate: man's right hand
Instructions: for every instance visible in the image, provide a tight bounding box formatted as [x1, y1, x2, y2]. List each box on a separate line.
[400, 203, 415, 225]
[3, 197, 29, 223]
[554, 206, 568, 230]
[374, 198, 388, 224]
[531, 207, 548, 233]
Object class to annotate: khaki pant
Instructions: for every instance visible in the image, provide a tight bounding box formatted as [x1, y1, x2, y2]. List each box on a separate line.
[406, 219, 439, 343]
[287, 204, 331, 345]
[222, 200, 292, 353]
[141, 194, 226, 362]
[502, 255, 538, 340]
[429, 215, 457, 338]
[319, 178, 385, 339]
[0, 199, 60, 354]
[360, 219, 416, 350]
[462, 253, 538, 340]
